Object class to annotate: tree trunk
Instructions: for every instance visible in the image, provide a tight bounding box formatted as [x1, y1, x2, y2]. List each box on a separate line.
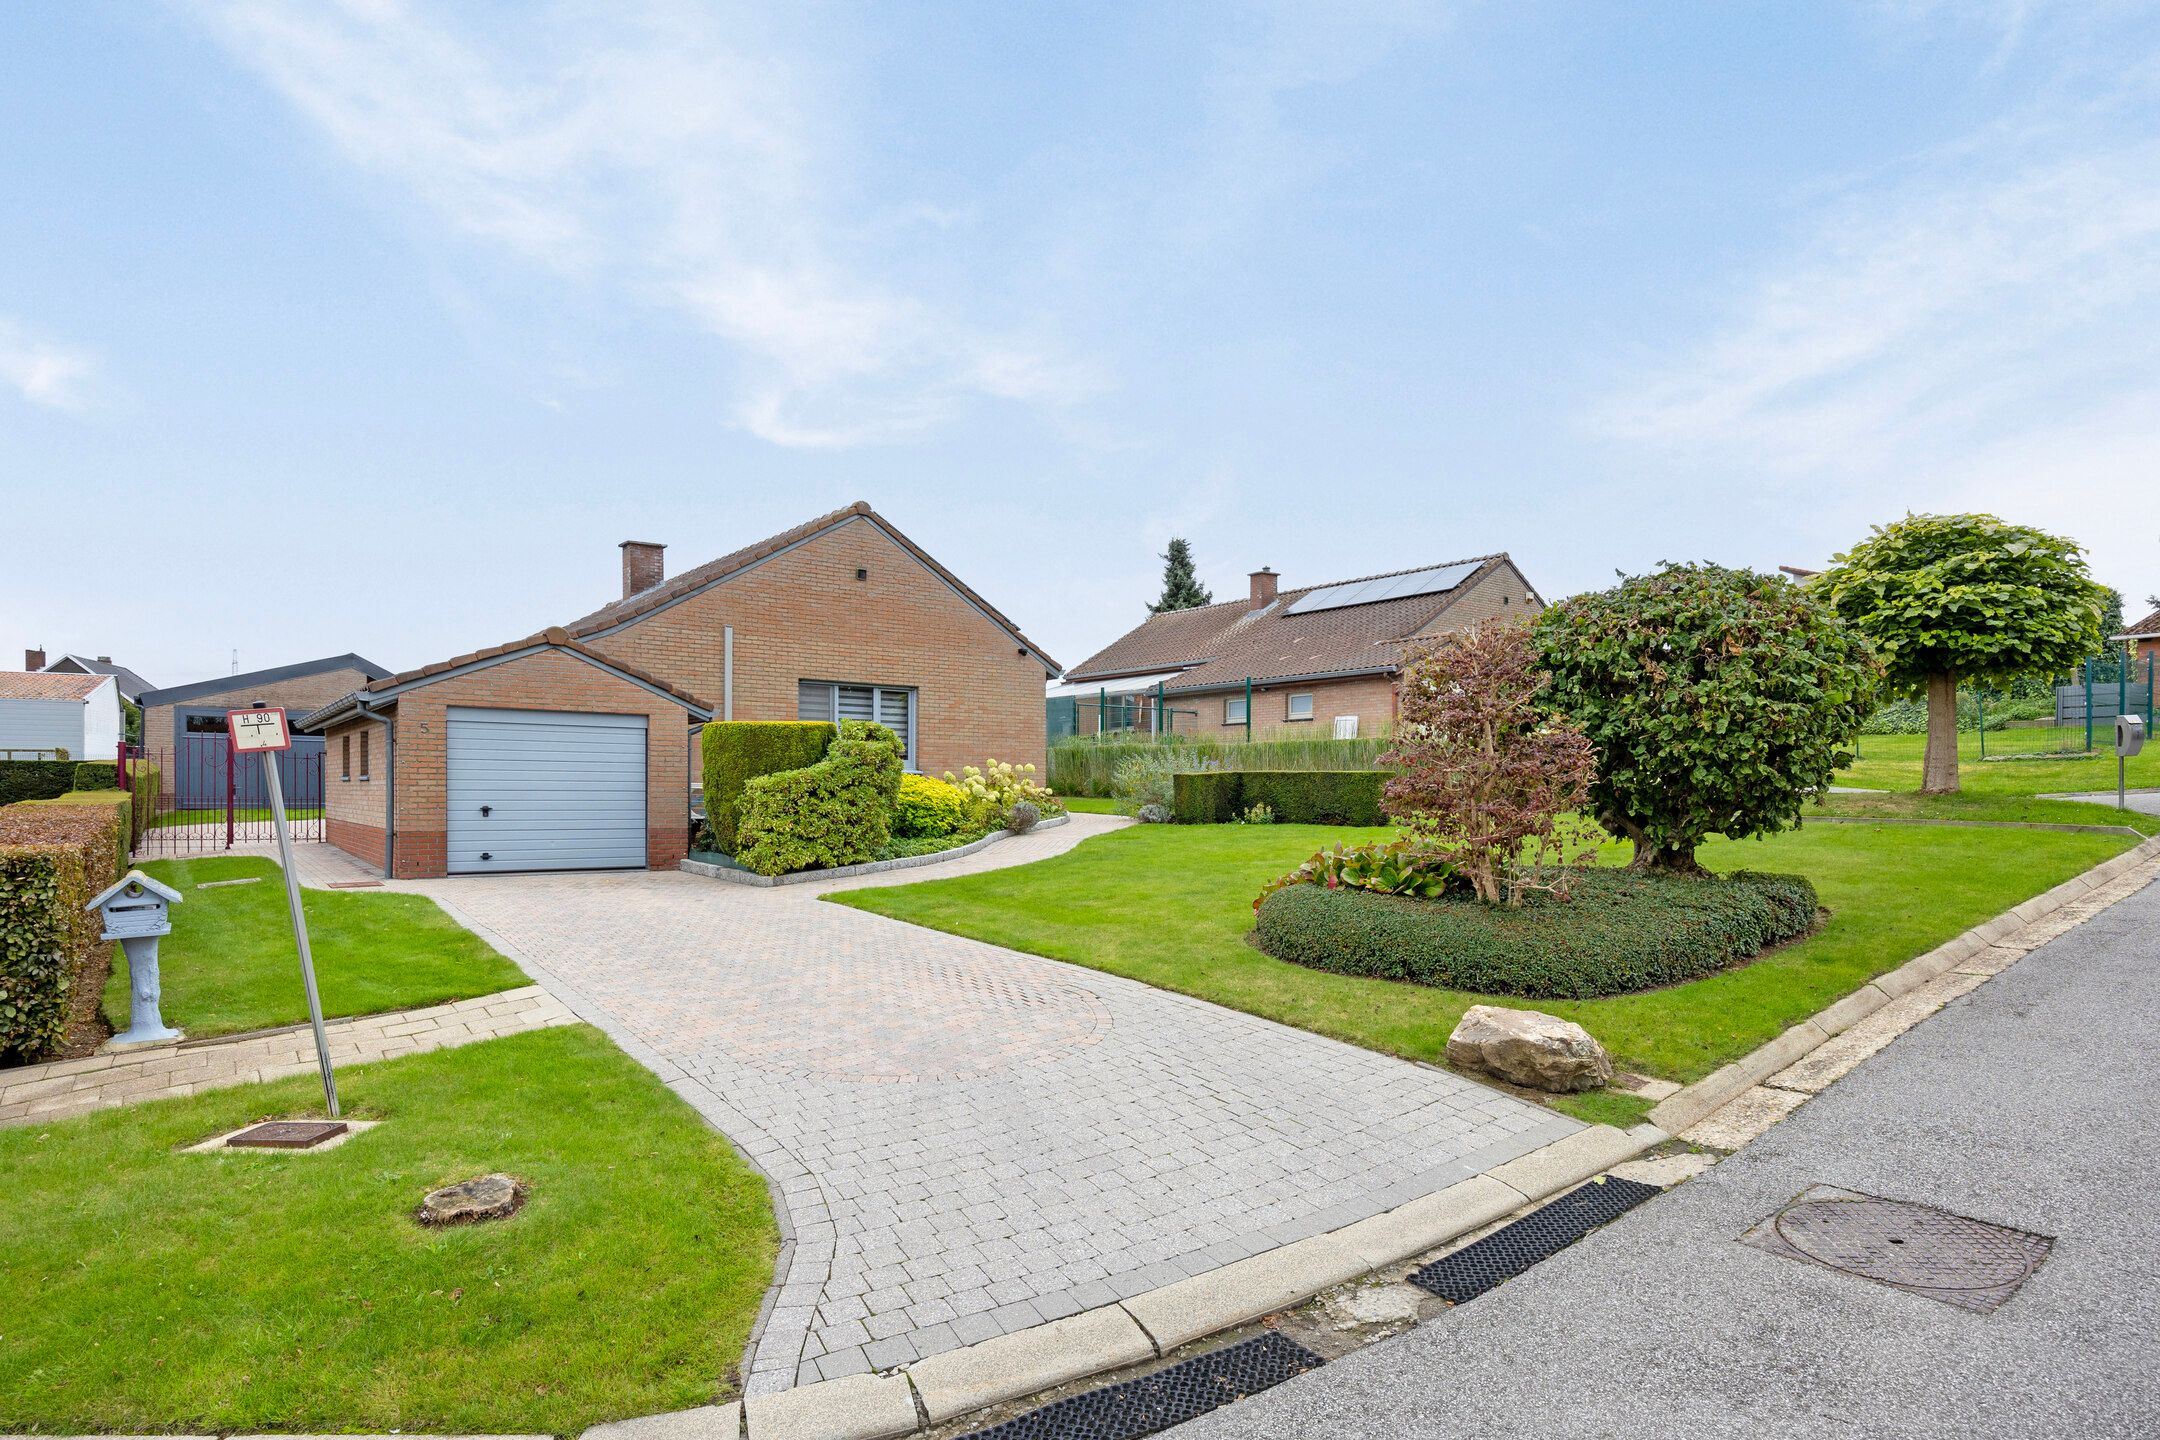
[1922, 670, 1960, 795]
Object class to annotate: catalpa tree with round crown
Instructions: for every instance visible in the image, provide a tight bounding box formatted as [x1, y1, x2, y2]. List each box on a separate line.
[1818, 514, 2107, 795]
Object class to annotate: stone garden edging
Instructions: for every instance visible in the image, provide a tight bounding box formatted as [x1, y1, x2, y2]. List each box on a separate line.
[1803, 814, 2144, 838]
[680, 814, 1071, 888]
[583, 1122, 1660, 1440]
[1646, 833, 2160, 1135]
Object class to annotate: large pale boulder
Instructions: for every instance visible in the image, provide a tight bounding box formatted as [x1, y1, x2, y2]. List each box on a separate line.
[1446, 1004, 1613, 1093]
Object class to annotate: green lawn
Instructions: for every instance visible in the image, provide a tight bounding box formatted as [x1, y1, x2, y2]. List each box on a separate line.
[0, 1025, 777, 1435]
[149, 806, 323, 828]
[1842, 729, 2160, 798]
[1060, 796, 1122, 814]
[104, 856, 528, 1039]
[832, 820, 2130, 1085]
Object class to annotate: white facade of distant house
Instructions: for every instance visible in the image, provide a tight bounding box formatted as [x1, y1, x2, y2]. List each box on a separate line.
[0, 674, 120, 759]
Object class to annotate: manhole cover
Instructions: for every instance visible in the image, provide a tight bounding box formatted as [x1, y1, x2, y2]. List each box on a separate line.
[226, 1120, 348, 1150]
[1742, 1184, 2052, 1313]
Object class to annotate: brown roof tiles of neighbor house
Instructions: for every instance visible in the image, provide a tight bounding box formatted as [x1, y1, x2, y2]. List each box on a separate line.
[0, 671, 109, 701]
[1065, 554, 1533, 692]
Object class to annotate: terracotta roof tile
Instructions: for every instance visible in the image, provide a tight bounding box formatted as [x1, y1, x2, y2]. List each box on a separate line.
[0, 671, 109, 701]
[560, 501, 1059, 671]
[295, 630, 714, 732]
[2122, 608, 2160, 639]
[1064, 555, 1516, 691]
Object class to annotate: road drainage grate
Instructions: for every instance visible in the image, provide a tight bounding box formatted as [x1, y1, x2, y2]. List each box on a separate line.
[1741, 1184, 2053, 1313]
[1407, 1175, 1660, 1303]
[957, 1331, 1324, 1440]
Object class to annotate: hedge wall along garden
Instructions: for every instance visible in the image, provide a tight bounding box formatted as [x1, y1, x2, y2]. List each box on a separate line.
[0, 760, 78, 808]
[0, 799, 127, 1060]
[1172, 769, 1389, 826]
[1253, 867, 1818, 999]
[701, 721, 836, 854]
[735, 722, 904, 877]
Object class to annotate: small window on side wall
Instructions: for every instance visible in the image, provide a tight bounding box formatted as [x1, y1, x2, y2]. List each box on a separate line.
[1287, 693, 1314, 721]
[358, 731, 370, 781]
[1225, 696, 1249, 725]
[1333, 714, 1359, 740]
[340, 734, 351, 780]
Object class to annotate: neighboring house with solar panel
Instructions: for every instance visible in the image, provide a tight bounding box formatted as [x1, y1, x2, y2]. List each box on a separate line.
[1053, 555, 1544, 741]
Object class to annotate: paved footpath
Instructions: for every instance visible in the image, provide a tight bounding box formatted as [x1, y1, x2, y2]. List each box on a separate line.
[1169, 860, 2160, 1438]
[358, 816, 1581, 1395]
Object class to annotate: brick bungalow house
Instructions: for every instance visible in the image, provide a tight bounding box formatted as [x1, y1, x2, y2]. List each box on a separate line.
[301, 502, 1058, 878]
[1056, 554, 1543, 740]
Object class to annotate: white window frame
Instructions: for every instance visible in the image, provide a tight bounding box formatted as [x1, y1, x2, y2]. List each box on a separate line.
[1286, 692, 1314, 721]
[1224, 695, 1249, 725]
[799, 681, 919, 769]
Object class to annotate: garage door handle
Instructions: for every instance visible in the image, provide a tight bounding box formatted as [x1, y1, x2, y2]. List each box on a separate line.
[480, 805, 492, 817]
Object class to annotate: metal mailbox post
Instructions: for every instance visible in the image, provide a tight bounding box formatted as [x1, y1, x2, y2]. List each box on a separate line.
[86, 870, 185, 1047]
[2116, 713, 2145, 810]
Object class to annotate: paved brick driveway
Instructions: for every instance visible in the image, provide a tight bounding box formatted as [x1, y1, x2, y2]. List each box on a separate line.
[401, 817, 1580, 1392]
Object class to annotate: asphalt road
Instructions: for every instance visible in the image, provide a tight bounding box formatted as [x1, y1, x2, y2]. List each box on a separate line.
[1171, 872, 2160, 1440]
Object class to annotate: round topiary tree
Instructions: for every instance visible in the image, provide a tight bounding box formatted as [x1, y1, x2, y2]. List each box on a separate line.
[1534, 563, 1879, 873]
[1817, 514, 2108, 794]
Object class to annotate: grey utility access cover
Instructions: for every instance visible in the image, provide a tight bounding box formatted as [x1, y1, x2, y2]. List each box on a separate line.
[1742, 1184, 2053, 1313]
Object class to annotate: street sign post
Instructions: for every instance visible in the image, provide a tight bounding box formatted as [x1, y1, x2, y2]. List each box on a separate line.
[227, 705, 338, 1118]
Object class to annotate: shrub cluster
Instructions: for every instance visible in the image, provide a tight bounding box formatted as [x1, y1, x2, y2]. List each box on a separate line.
[944, 759, 1057, 831]
[0, 799, 127, 1061]
[0, 760, 78, 808]
[701, 721, 835, 853]
[1172, 769, 1388, 826]
[893, 773, 972, 838]
[735, 722, 905, 876]
[1253, 866, 1818, 1000]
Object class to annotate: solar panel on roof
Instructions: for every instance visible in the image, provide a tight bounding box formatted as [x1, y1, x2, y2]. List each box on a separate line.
[1284, 560, 1482, 615]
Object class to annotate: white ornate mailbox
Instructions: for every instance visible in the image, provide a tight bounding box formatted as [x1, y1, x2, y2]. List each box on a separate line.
[85, 870, 184, 1047]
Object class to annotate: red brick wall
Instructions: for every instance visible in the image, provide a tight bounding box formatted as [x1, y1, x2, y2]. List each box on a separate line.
[582, 517, 1049, 780]
[322, 714, 390, 872]
[1176, 673, 1400, 740]
[342, 649, 694, 879]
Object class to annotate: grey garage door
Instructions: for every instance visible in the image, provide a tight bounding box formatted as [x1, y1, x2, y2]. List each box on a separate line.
[446, 708, 647, 874]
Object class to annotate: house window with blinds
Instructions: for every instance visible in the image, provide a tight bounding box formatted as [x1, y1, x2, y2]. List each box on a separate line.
[798, 681, 917, 767]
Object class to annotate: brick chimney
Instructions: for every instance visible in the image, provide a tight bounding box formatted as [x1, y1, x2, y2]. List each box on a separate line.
[96, 655, 111, 664]
[24, 647, 45, 671]
[1249, 568, 1278, 609]
[619, 541, 665, 599]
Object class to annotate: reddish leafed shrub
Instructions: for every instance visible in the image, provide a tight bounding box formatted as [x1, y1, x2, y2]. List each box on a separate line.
[1381, 622, 1597, 905]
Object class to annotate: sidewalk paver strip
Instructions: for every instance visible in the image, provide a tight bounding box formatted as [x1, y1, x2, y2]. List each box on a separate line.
[1407, 1176, 1661, 1303]
[955, 1332, 1323, 1440]
[742, 1371, 919, 1440]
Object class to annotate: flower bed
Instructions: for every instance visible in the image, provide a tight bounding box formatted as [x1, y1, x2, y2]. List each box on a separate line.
[1252, 866, 1819, 999]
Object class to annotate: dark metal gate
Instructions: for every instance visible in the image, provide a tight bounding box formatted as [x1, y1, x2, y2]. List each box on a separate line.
[138, 733, 325, 853]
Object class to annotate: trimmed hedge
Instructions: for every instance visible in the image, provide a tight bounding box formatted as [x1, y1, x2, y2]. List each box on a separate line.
[1253, 867, 1818, 999]
[0, 760, 77, 808]
[0, 799, 127, 1061]
[736, 721, 905, 876]
[25, 791, 134, 874]
[72, 761, 117, 791]
[1172, 769, 1389, 826]
[702, 722, 837, 854]
[894, 772, 971, 838]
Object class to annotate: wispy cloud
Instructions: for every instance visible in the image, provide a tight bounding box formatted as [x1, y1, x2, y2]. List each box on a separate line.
[1591, 127, 2160, 470]
[0, 319, 95, 411]
[191, 0, 1092, 447]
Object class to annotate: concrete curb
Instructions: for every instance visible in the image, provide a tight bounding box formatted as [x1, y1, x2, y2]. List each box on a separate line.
[680, 815, 1070, 887]
[1649, 833, 2160, 1135]
[574, 1121, 1659, 1440]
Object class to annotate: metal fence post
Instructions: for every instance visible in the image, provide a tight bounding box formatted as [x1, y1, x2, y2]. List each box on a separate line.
[1978, 688, 1986, 761]
[2086, 659, 2095, 753]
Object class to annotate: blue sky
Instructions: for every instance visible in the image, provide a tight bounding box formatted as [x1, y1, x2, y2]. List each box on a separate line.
[6, 1, 2159, 689]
